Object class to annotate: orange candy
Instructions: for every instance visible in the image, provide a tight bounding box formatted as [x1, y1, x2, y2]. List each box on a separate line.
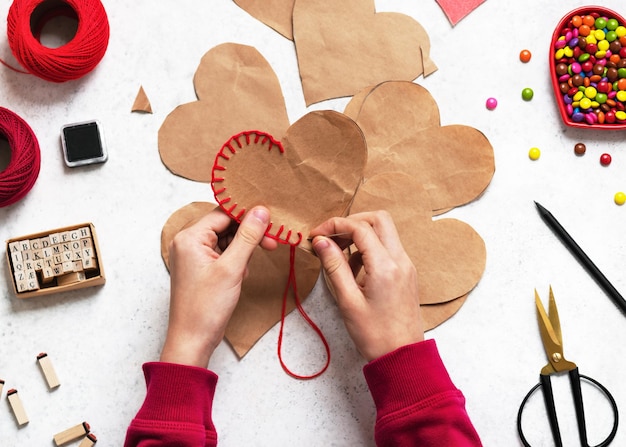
[579, 25, 591, 36]
[571, 15, 583, 27]
[519, 49, 532, 63]
[582, 14, 596, 26]
[618, 78, 626, 90]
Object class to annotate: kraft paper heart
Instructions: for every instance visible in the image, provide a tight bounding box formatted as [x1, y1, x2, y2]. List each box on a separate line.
[161, 202, 321, 358]
[159, 43, 290, 182]
[211, 111, 367, 250]
[350, 172, 486, 306]
[345, 81, 494, 213]
[293, 0, 437, 105]
[233, 0, 295, 39]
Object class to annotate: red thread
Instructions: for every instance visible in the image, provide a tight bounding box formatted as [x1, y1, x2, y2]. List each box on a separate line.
[0, 107, 41, 207]
[277, 244, 330, 379]
[3, 0, 109, 82]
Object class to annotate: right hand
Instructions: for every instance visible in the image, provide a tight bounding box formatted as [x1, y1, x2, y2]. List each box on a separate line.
[310, 211, 424, 362]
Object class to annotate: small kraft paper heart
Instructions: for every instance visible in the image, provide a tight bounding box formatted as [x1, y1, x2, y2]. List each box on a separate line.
[159, 43, 291, 183]
[292, 0, 437, 105]
[345, 81, 494, 214]
[210, 110, 367, 251]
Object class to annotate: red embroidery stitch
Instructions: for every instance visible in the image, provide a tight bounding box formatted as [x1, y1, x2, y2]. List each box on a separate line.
[211, 130, 300, 246]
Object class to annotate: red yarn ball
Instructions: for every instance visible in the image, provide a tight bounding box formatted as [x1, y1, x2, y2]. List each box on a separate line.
[6, 0, 110, 82]
[0, 107, 41, 207]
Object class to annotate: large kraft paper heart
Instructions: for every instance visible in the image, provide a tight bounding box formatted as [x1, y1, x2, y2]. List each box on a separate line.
[234, 0, 295, 39]
[159, 43, 290, 182]
[161, 202, 321, 358]
[293, 0, 437, 105]
[350, 172, 486, 308]
[211, 110, 367, 250]
[345, 81, 495, 214]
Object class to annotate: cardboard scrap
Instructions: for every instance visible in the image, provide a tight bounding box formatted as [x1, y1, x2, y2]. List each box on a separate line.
[212, 111, 367, 251]
[159, 43, 290, 182]
[436, 0, 485, 26]
[423, 294, 469, 331]
[350, 172, 486, 306]
[344, 81, 495, 214]
[293, 0, 437, 105]
[131, 85, 153, 114]
[233, 0, 295, 39]
[161, 202, 321, 358]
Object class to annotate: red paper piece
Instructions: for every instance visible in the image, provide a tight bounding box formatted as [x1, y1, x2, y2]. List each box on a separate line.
[436, 0, 485, 26]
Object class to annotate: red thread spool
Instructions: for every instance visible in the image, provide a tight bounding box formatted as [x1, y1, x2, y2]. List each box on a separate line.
[0, 107, 41, 207]
[6, 0, 110, 82]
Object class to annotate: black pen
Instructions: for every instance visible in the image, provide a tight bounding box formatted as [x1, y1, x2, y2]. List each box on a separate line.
[535, 201, 626, 315]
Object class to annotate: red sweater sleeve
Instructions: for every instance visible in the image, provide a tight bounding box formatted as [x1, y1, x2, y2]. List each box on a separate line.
[124, 362, 218, 447]
[363, 339, 482, 447]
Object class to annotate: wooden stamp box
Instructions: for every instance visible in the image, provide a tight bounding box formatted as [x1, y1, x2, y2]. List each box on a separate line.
[5, 223, 105, 298]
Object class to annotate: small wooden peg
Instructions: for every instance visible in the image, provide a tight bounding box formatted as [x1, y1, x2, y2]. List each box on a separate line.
[53, 421, 90, 446]
[37, 352, 61, 389]
[7, 389, 29, 426]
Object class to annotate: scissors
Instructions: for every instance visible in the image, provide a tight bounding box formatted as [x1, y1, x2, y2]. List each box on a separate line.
[517, 287, 619, 447]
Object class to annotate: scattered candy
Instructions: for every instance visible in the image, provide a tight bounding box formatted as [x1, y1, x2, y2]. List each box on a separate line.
[552, 9, 626, 127]
[520, 49, 532, 63]
[615, 191, 626, 205]
[486, 97, 498, 110]
[529, 147, 541, 160]
[574, 142, 587, 155]
[522, 87, 534, 101]
[600, 153, 612, 165]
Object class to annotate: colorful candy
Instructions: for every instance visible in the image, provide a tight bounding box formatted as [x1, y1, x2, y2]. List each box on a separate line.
[485, 97, 498, 110]
[553, 10, 626, 127]
[600, 153, 612, 165]
[615, 191, 626, 205]
[574, 142, 586, 155]
[522, 87, 534, 101]
[520, 49, 532, 63]
[528, 147, 541, 160]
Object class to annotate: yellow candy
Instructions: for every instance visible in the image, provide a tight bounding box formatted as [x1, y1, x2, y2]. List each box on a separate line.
[528, 147, 540, 161]
[586, 34, 598, 44]
[563, 47, 574, 57]
[585, 86, 597, 99]
[594, 29, 606, 40]
[616, 110, 626, 120]
[555, 49, 565, 59]
[615, 192, 626, 206]
[617, 26, 626, 37]
[595, 50, 607, 59]
[616, 91, 626, 102]
[598, 40, 610, 51]
[573, 91, 584, 101]
[579, 98, 592, 109]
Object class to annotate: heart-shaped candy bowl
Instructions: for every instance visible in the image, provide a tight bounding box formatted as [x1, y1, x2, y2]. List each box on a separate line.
[550, 6, 626, 129]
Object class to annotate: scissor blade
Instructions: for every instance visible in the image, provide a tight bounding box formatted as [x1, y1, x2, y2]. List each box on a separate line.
[535, 289, 561, 348]
[548, 286, 563, 345]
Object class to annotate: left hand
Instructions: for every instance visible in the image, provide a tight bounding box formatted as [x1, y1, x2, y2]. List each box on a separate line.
[160, 206, 275, 368]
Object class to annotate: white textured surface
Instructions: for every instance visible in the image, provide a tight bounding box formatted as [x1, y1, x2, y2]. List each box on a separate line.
[1, 0, 626, 445]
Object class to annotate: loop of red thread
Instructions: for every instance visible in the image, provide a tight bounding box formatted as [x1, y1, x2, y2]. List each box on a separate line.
[4, 0, 110, 82]
[0, 107, 41, 207]
[277, 244, 331, 380]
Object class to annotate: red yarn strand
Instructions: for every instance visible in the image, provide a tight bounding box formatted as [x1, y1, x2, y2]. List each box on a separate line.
[0, 107, 41, 207]
[277, 245, 331, 380]
[4, 0, 110, 82]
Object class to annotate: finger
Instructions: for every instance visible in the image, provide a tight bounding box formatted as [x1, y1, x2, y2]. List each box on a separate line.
[184, 208, 234, 244]
[312, 236, 361, 302]
[348, 211, 406, 259]
[220, 206, 271, 269]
